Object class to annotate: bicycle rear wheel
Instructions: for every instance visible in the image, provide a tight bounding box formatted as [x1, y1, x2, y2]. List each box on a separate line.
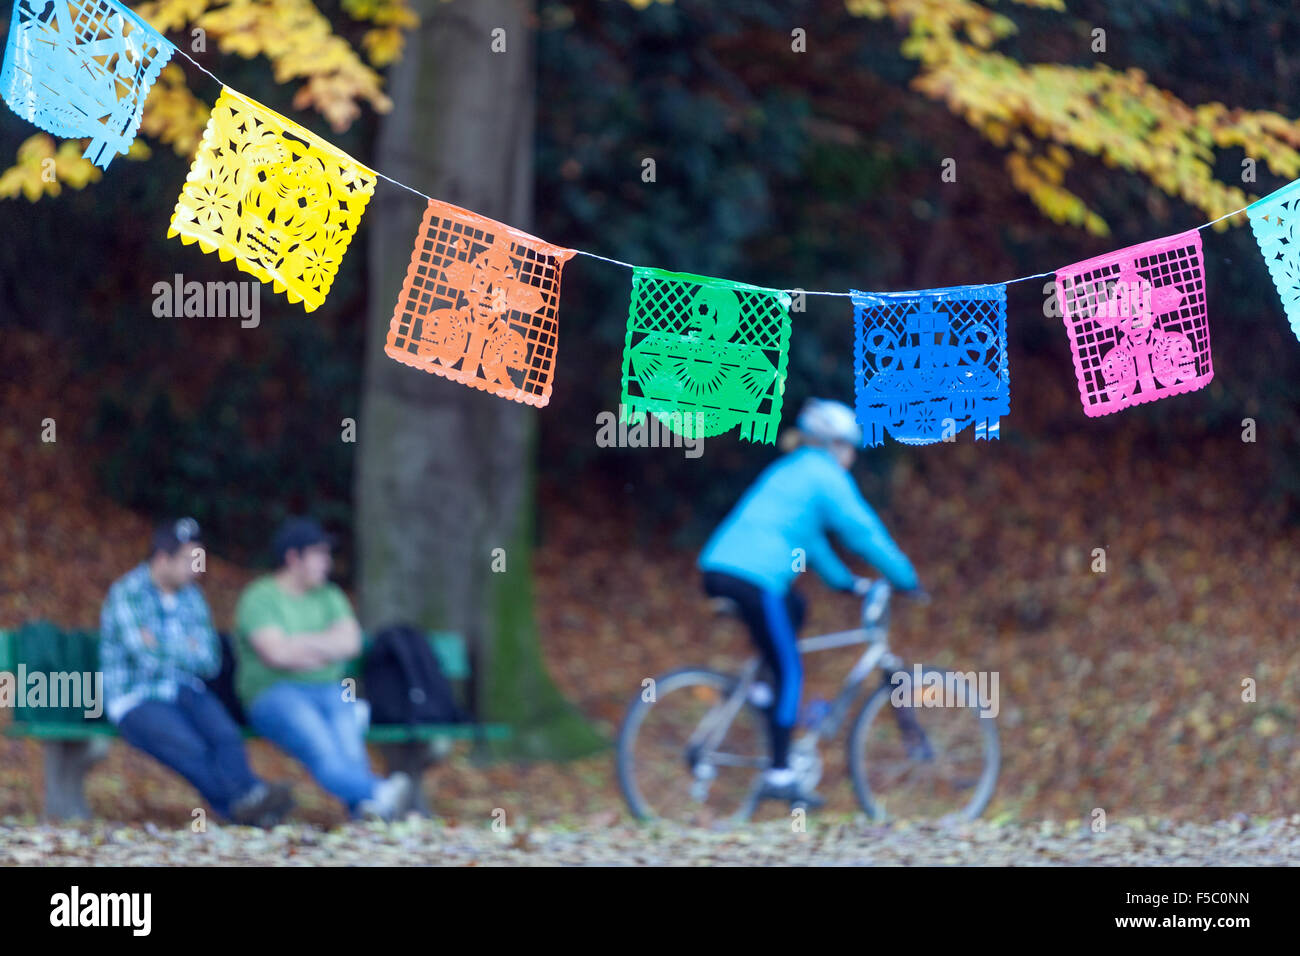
[617, 668, 769, 825]
[847, 667, 1000, 822]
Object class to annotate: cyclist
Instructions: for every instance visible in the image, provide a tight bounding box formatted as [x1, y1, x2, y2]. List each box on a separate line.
[699, 397, 921, 806]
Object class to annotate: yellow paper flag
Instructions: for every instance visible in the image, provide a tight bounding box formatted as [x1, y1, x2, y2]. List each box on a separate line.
[167, 87, 377, 312]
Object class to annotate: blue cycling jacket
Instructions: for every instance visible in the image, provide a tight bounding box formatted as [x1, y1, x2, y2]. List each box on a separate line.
[699, 446, 919, 594]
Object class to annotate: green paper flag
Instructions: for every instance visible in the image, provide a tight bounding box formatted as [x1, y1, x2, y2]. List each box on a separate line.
[620, 267, 792, 444]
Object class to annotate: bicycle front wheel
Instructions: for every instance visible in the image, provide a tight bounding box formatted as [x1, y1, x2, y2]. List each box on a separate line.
[617, 668, 769, 826]
[848, 667, 1000, 822]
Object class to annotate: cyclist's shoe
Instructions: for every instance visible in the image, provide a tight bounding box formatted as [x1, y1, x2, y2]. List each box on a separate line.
[756, 769, 825, 809]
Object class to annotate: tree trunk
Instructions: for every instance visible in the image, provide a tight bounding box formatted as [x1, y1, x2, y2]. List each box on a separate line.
[356, 0, 604, 759]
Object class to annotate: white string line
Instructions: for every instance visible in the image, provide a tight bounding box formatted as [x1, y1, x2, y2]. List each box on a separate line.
[803, 205, 1251, 298]
[172, 48, 1256, 301]
[573, 248, 639, 269]
[175, 48, 222, 88]
[372, 169, 435, 203]
[178, 47, 438, 208]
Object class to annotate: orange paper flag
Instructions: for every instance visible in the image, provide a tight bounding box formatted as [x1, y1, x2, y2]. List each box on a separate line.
[385, 199, 576, 406]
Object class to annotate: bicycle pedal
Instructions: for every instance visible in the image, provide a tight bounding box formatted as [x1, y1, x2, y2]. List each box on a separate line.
[757, 780, 825, 810]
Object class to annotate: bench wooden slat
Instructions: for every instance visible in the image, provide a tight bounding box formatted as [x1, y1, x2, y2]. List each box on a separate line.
[364, 723, 510, 742]
[3, 723, 120, 739]
[1, 626, 505, 739]
[0, 630, 472, 679]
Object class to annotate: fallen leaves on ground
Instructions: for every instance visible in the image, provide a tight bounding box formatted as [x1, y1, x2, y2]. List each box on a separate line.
[3, 814, 1299, 866]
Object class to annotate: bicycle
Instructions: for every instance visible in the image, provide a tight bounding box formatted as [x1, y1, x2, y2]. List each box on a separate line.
[617, 579, 1000, 825]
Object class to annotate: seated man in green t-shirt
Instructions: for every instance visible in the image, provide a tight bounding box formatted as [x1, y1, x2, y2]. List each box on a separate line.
[235, 517, 412, 820]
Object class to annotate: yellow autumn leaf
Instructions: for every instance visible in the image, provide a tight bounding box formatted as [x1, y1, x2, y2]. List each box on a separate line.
[133, 0, 212, 33]
[0, 134, 102, 201]
[362, 26, 405, 67]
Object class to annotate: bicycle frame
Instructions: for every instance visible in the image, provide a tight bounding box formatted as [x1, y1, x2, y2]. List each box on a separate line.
[618, 578, 997, 824]
[686, 580, 906, 767]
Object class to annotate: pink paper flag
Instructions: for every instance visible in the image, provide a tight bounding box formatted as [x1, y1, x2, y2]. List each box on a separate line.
[1055, 230, 1212, 417]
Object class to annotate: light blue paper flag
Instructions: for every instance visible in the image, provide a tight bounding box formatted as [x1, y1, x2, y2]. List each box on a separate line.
[852, 284, 1010, 446]
[1, 0, 174, 169]
[1247, 179, 1300, 343]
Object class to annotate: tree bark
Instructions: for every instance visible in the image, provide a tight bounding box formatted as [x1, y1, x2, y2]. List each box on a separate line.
[356, 0, 603, 758]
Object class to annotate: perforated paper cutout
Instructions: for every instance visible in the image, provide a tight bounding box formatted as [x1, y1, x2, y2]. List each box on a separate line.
[1055, 230, 1212, 417]
[384, 200, 575, 406]
[620, 268, 792, 443]
[1248, 179, 1300, 343]
[167, 87, 376, 312]
[0, 0, 174, 169]
[852, 284, 1009, 447]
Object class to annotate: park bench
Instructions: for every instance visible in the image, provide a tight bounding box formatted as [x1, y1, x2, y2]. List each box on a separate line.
[0, 625, 510, 820]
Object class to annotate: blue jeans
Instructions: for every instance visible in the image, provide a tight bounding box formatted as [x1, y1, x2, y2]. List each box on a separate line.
[118, 685, 261, 818]
[247, 681, 379, 810]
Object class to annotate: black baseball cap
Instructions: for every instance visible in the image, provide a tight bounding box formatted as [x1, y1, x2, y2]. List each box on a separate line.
[151, 517, 202, 557]
[271, 516, 335, 566]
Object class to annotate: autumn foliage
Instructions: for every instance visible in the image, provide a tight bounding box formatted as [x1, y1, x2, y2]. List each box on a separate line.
[7, 0, 1300, 238]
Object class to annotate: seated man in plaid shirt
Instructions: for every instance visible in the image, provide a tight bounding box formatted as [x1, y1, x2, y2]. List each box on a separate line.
[100, 518, 293, 827]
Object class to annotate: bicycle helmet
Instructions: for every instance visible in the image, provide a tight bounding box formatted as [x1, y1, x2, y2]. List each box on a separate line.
[795, 397, 863, 446]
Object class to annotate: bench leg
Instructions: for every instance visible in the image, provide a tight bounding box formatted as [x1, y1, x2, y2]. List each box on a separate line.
[43, 739, 110, 821]
[376, 741, 449, 818]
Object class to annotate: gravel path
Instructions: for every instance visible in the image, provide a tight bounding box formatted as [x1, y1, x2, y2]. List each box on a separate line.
[4, 814, 1299, 865]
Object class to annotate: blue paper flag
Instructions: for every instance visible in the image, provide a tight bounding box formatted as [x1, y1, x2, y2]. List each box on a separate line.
[1, 0, 174, 169]
[1247, 179, 1300, 343]
[852, 284, 1010, 446]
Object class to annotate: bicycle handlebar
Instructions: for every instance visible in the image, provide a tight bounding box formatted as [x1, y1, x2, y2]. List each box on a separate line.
[855, 578, 930, 599]
[858, 578, 930, 627]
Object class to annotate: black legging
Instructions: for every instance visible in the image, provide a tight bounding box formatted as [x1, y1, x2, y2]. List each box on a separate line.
[702, 571, 806, 769]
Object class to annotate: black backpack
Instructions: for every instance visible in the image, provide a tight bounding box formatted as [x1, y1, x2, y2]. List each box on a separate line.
[363, 624, 466, 724]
